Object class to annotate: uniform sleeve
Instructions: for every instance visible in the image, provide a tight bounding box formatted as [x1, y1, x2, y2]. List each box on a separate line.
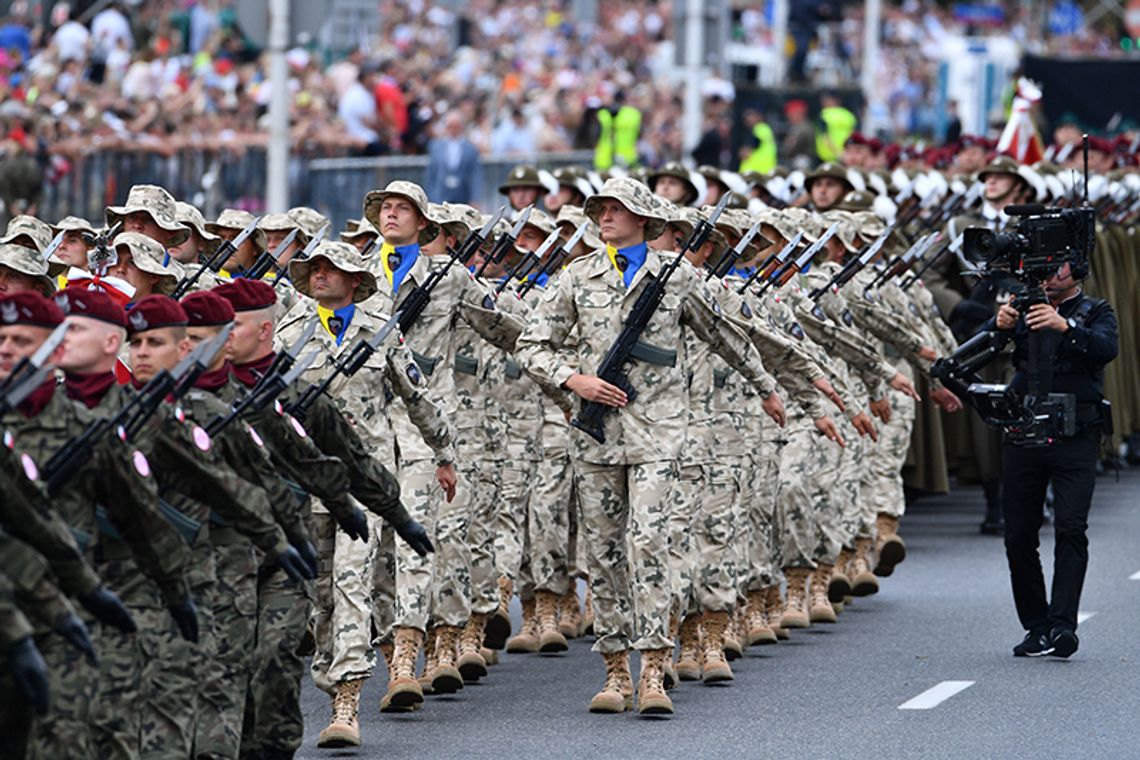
[515, 268, 580, 390]
[96, 439, 192, 606]
[0, 461, 101, 597]
[0, 573, 35, 649]
[679, 278, 779, 398]
[0, 529, 78, 629]
[458, 274, 528, 353]
[385, 341, 456, 464]
[793, 299, 895, 398]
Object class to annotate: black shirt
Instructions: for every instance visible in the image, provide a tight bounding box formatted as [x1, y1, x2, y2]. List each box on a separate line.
[981, 291, 1118, 403]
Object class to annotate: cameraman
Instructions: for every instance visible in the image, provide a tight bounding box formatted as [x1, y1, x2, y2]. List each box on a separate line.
[987, 262, 1118, 659]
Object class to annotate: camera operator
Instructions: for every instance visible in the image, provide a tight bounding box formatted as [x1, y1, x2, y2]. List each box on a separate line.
[986, 261, 1118, 659]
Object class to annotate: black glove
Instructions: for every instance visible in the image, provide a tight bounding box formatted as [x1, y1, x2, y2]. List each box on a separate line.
[8, 636, 50, 715]
[78, 586, 136, 633]
[167, 595, 199, 643]
[276, 545, 316, 582]
[293, 539, 318, 577]
[334, 506, 369, 543]
[395, 518, 434, 557]
[55, 613, 97, 666]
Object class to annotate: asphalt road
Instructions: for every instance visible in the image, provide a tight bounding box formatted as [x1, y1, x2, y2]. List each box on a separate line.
[298, 466, 1140, 759]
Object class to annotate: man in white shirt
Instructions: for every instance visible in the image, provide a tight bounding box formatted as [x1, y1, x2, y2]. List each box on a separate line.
[337, 64, 382, 155]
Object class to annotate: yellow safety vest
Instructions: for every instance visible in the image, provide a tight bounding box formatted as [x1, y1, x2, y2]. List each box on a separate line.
[815, 106, 857, 162]
[595, 106, 641, 170]
[739, 122, 777, 174]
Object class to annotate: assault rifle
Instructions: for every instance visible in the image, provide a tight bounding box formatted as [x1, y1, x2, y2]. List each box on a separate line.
[736, 231, 804, 294]
[807, 225, 894, 301]
[170, 215, 261, 298]
[755, 224, 839, 298]
[515, 222, 589, 299]
[474, 206, 531, 279]
[864, 232, 939, 292]
[707, 219, 763, 281]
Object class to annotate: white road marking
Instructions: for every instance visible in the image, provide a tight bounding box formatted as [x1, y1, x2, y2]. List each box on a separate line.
[1077, 612, 1096, 624]
[898, 681, 976, 710]
[1129, 570, 1140, 580]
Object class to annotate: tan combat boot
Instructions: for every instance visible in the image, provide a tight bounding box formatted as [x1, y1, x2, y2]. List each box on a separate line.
[506, 598, 539, 653]
[380, 627, 424, 712]
[699, 611, 734, 684]
[457, 613, 489, 683]
[379, 641, 395, 681]
[484, 576, 513, 650]
[580, 583, 595, 636]
[874, 513, 907, 577]
[675, 613, 702, 681]
[417, 627, 437, 693]
[809, 564, 838, 624]
[779, 568, 812, 629]
[430, 625, 464, 694]
[722, 608, 744, 661]
[588, 650, 633, 713]
[745, 590, 777, 645]
[535, 590, 569, 653]
[830, 547, 854, 602]
[850, 538, 880, 596]
[316, 678, 364, 748]
[558, 588, 581, 638]
[481, 646, 499, 666]
[766, 585, 789, 640]
[636, 649, 675, 716]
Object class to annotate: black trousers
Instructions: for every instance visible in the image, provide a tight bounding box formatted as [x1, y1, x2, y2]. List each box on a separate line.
[1001, 428, 1100, 633]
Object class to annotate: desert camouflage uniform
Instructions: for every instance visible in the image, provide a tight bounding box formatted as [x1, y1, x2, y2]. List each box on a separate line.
[516, 246, 776, 653]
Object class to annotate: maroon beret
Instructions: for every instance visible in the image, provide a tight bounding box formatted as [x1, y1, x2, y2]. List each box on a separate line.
[181, 290, 235, 327]
[213, 278, 276, 312]
[54, 286, 127, 328]
[0, 291, 65, 327]
[1087, 135, 1114, 154]
[126, 295, 188, 335]
[847, 132, 868, 146]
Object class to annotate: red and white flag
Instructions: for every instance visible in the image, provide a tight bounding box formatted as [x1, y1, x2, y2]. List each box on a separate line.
[996, 78, 1045, 165]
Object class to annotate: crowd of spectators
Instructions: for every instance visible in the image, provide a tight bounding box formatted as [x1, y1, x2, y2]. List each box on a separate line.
[0, 0, 1130, 202]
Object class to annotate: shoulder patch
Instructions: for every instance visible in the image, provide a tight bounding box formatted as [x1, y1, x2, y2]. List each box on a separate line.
[132, 450, 151, 478]
[740, 301, 752, 319]
[3, 430, 13, 450]
[789, 322, 806, 341]
[407, 363, 423, 386]
[290, 416, 308, 438]
[248, 426, 264, 448]
[841, 308, 854, 327]
[482, 293, 496, 310]
[20, 453, 38, 481]
[192, 426, 211, 452]
[811, 305, 827, 322]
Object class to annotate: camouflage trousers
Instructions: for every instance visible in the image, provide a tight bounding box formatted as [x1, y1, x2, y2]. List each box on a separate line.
[867, 384, 917, 522]
[523, 446, 575, 595]
[198, 539, 258, 759]
[138, 597, 203, 759]
[574, 459, 676, 653]
[776, 416, 833, 569]
[494, 460, 538, 584]
[309, 510, 381, 694]
[241, 568, 311, 756]
[744, 439, 781, 592]
[24, 628, 97, 759]
[814, 413, 864, 563]
[667, 464, 701, 619]
[464, 456, 504, 615]
[370, 526, 397, 644]
[394, 458, 471, 632]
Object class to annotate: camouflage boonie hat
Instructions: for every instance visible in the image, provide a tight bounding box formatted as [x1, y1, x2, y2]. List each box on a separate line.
[0, 243, 57, 295]
[287, 206, 330, 242]
[820, 210, 860, 252]
[2, 215, 53, 254]
[105, 185, 191, 247]
[836, 190, 875, 212]
[51, 215, 97, 237]
[804, 162, 854, 191]
[289, 241, 378, 303]
[584, 177, 669, 241]
[340, 218, 379, 242]
[113, 232, 183, 295]
[522, 208, 556, 237]
[679, 207, 726, 250]
[718, 208, 773, 256]
[362, 181, 439, 245]
[498, 164, 546, 194]
[174, 202, 221, 245]
[437, 203, 483, 241]
[647, 161, 700, 206]
[852, 210, 887, 243]
[977, 155, 1024, 182]
[208, 209, 268, 252]
[554, 205, 603, 251]
[258, 213, 300, 234]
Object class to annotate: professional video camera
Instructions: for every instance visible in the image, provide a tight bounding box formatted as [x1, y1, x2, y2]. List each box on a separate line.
[932, 141, 1098, 447]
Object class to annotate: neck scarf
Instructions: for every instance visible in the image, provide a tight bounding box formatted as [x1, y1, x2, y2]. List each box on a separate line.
[195, 361, 233, 392]
[317, 303, 355, 346]
[380, 241, 420, 293]
[64, 371, 116, 409]
[231, 352, 276, 388]
[605, 241, 648, 288]
[19, 378, 56, 418]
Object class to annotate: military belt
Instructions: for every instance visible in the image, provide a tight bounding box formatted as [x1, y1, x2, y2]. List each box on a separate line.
[504, 358, 523, 380]
[629, 340, 677, 368]
[412, 350, 441, 377]
[454, 354, 479, 376]
[713, 368, 731, 389]
[158, 499, 204, 544]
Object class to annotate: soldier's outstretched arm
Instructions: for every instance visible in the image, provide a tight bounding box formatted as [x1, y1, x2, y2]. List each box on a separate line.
[457, 272, 527, 353]
[515, 268, 579, 390]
